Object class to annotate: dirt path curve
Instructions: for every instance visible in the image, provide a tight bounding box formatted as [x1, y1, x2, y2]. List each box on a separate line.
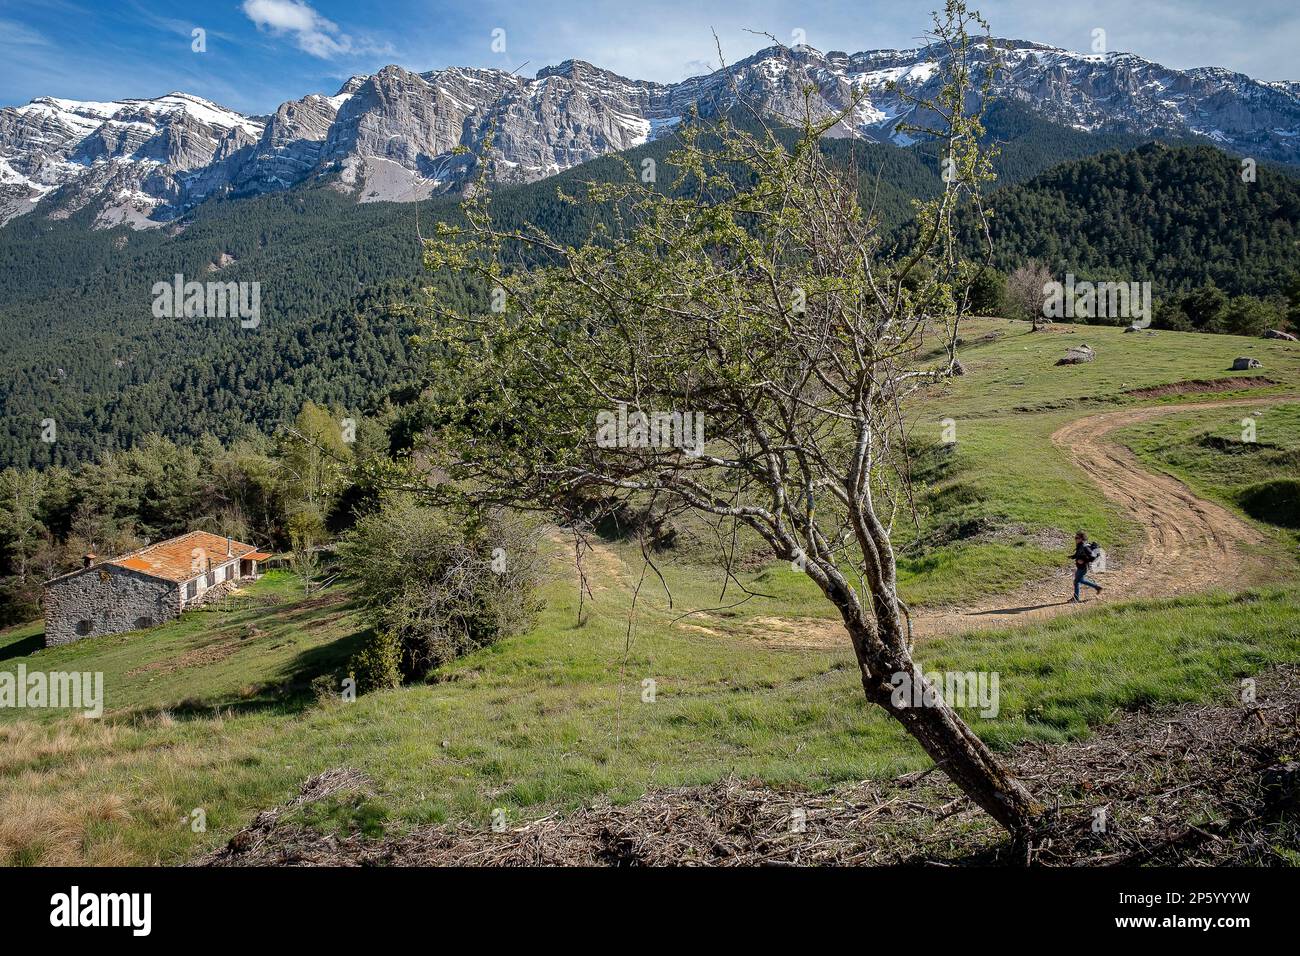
[708, 396, 1297, 648]
[913, 397, 1294, 638]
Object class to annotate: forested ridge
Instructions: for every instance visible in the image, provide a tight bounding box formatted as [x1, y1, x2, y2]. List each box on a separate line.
[0, 102, 1296, 469]
[975, 142, 1300, 295]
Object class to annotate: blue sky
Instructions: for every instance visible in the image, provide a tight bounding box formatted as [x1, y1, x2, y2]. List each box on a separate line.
[2, 0, 1297, 115]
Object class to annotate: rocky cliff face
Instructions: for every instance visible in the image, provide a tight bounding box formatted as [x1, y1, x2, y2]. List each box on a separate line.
[0, 93, 263, 227]
[2, 38, 1296, 229]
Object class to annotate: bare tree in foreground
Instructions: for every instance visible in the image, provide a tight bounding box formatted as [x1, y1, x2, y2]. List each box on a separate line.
[420, 1, 1039, 834]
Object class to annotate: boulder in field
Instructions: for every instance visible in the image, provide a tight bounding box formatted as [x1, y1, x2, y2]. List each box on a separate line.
[1232, 357, 1262, 370]
[1263, 329, 1298, 341]
[1056, 344, 1095, 365]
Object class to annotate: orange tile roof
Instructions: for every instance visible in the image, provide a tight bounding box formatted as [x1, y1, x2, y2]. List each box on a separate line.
[107, 531, 259, 584]
[246, 551, 273, 561]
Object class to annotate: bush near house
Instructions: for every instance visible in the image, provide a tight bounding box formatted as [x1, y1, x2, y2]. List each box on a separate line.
[338, 496, 544, 686]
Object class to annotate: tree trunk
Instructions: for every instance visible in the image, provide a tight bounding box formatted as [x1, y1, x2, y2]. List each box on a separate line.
[882, 678, 1038, 832]
[848, 624, 1039, 835]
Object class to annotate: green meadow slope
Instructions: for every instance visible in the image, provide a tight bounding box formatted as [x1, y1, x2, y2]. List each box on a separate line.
[1, 319, 1298, 865]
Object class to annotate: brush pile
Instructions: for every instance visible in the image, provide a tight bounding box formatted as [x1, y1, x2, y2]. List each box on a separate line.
[201, 668, 1300, 867]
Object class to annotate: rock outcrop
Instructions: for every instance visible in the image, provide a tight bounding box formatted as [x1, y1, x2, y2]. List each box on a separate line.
[1057, 344, 1096, 365]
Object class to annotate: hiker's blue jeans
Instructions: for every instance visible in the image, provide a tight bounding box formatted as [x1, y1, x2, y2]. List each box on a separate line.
[1074, 565, 1100, 599]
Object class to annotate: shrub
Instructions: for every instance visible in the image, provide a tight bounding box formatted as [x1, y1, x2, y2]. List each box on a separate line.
[563, 489, 678, 548]
[1221, 295, 1280, 338]
[339, 496, 544, 681]
[968, 266, 1007, 317]
[348, 629, 402, 693]
[1238, 479, 1300, 528]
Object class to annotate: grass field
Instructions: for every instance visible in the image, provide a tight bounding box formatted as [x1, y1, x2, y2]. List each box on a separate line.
[1118, 400, 1300, 541]
[897, 319, 1300, 595]
[2, 317, 1298, 865]
[3, 562, 1297, 864]
[920, 318, 1300, 420]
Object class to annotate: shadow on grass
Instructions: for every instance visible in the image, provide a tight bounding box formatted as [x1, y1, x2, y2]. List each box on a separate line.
[121, 625, 374, 724]
[0, 632, 45, 661]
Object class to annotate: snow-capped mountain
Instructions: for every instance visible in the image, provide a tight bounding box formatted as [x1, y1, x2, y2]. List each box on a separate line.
[0, 92, 263, 228]
[2, 38, 1298, 229]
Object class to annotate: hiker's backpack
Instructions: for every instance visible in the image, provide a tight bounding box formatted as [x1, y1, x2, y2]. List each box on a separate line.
[1084, 542, 1103, 563]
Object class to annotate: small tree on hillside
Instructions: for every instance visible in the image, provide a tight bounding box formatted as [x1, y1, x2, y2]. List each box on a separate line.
[968, 266, 1007, 317]
[287, 508, 322, 596]
[1006, 261, 1051, 328]
[419, 2, 1038, 834]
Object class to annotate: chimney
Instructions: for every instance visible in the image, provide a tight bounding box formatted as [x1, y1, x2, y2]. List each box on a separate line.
[226, 536, 233, 557]
[83, 553, 95, 568]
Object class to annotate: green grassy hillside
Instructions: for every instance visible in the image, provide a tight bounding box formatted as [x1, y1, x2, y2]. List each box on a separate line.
[3, 563, 1297, 865]
[1119, 402, 1300, 537]
[2, 318, 1298, 865]
[897, 319, 1300, 598]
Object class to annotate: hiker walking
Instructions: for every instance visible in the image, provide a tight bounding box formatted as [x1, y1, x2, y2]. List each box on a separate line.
[1070, 531, 1103, 602]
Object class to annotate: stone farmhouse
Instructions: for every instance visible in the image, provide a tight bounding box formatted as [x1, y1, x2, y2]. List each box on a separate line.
[42, 531, 271, 647]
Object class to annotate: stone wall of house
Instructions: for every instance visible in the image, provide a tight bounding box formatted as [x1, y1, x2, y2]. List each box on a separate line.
[180, 558, 240, 609]
[43, 565, 181, 647]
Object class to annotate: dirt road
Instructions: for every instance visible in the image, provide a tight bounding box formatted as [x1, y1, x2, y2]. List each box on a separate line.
[914, 397, 1294, 636]
[703, 397, 1296, 647]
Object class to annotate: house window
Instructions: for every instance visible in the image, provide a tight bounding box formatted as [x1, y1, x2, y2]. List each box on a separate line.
[185, 580, 197, 601]
[75, 619, 93, 636]
[134, 616, 154, 629]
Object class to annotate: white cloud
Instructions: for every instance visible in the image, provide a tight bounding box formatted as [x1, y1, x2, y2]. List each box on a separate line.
[0, 19, 52, 49]
[240, 0, 393, 59]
